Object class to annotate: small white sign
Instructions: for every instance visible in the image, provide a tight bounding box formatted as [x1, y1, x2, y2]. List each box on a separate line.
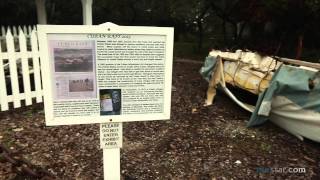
[100, 123, 122, 149]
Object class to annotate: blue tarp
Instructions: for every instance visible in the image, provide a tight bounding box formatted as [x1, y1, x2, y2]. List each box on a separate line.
[199, 56, 217, 82]
[247, 65, 320, 127]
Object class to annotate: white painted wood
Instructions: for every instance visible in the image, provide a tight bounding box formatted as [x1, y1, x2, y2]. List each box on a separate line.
[0, 41, 9, 111]
[7, 91, 43, 102]
[12, 26, 17, 36]
[19, 30, 32, 105]
[0, 52, 36, 60]
[1, 26, 5, 36]
[31, 30, 42, 102]
[23, 26, 27, 34]
[35, 0, 47, 24]
[28, 26, 32, 35]
[81, 0, 93, 25]
[103, 148, 121, 180]
[38, 25, 173, 125]
[100, 123, 123, 149]
[6, 30, 21, 108]
[0, 26, 40, 111]
[18, 26, 22, 34]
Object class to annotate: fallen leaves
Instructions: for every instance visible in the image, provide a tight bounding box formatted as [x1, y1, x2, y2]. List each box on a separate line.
[0, 60, 319, 179]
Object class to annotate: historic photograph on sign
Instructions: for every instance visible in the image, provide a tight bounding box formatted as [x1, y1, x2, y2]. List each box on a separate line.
[54, 75, 96, 99]
[69, 78, 94, 92]
[100, 89, 121, 115]
[54, 48, 94, 72]
[49, 40, 97, 100]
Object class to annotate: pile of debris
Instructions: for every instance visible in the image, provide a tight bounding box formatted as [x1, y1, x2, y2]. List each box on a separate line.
[200, 49, 320, 142]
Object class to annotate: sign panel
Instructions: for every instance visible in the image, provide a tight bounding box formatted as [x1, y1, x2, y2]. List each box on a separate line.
[38, 25, 174, 125]
[100, 123, 122, 149]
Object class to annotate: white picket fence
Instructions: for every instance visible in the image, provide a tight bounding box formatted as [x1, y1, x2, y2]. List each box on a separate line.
[0, 25, 36, 40]
[0, 25, 43, 111]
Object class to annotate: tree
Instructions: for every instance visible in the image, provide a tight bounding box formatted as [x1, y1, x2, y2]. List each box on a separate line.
[0, 0, 37, 25]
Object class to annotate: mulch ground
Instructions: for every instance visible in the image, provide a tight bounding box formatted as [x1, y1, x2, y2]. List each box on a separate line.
[0, 59, 320, 179]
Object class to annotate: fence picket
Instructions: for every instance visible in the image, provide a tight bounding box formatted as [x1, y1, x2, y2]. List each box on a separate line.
[19, 30, 32, 105]
[31, 30, 42, 102]
[1, 26, 4, 36]
[28, 26, 32, 35]
[1, 26, 5, 36]
[6, 26, 10, 34]
[0, 25, 42, 111]
[23, 26, 27, 34]
[12, 26, 17, 36]
[18, 26, 22, 35]
[6, 30, 21, 108]
[0, 39, 8, 111]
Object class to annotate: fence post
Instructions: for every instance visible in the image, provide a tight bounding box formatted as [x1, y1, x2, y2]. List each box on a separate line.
[6, 30, 21, 108]
[19, 29, 32, 105]
[31, 30, 42, 102]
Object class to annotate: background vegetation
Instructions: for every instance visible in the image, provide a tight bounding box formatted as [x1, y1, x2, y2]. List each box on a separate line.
[1, 0, 320, 61]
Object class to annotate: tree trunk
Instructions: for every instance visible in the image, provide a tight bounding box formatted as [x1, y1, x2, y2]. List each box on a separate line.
[197, 19, 203, 51]
[232, 22, 237, 43]
[222, 20, 227, 47]
[295, 34, 304, 59]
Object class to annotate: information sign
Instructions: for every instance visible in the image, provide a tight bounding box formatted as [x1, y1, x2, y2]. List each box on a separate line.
[38, 25, 174, 125]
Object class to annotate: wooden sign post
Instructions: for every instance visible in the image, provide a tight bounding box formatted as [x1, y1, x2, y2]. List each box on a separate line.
[101, 122, 122, 179]
[99, 22, 122, 180]
[38, 24, 174, 179]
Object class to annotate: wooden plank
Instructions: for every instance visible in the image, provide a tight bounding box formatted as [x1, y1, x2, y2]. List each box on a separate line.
[18, 26, 22, 34]
[12, 26, 17, 37]
[23, 26, 27, 34]
[6, 30, 21, 108]
[7, 90, 43, 102]
[0, 52, 37, 59]
[28, 26, 32, 34]
[1, 26, 5, 36]
[19, 30, 32, 105]
[0, 40, 9, 111]
[103, 148, 121, 180]
[276, 57, 320, 70]
[31, 30, 43, 102]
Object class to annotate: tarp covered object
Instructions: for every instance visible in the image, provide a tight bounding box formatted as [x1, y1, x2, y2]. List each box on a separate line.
[199, 56, 217, 82]
[200, 50, 320, 142]
[247, 65, 320, 142]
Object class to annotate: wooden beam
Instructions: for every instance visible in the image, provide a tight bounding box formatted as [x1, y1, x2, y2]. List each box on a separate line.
[35, 0, 47, 24]
[275, 57, 320, 70]
[81, 0, 93, 25]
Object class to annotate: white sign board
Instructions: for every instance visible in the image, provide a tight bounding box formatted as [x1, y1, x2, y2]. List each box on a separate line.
[100, 123, 122, 149]
[37, 25, 174, 125]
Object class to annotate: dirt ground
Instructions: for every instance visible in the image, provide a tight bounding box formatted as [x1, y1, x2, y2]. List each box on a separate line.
[0, 59, 320, 179]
